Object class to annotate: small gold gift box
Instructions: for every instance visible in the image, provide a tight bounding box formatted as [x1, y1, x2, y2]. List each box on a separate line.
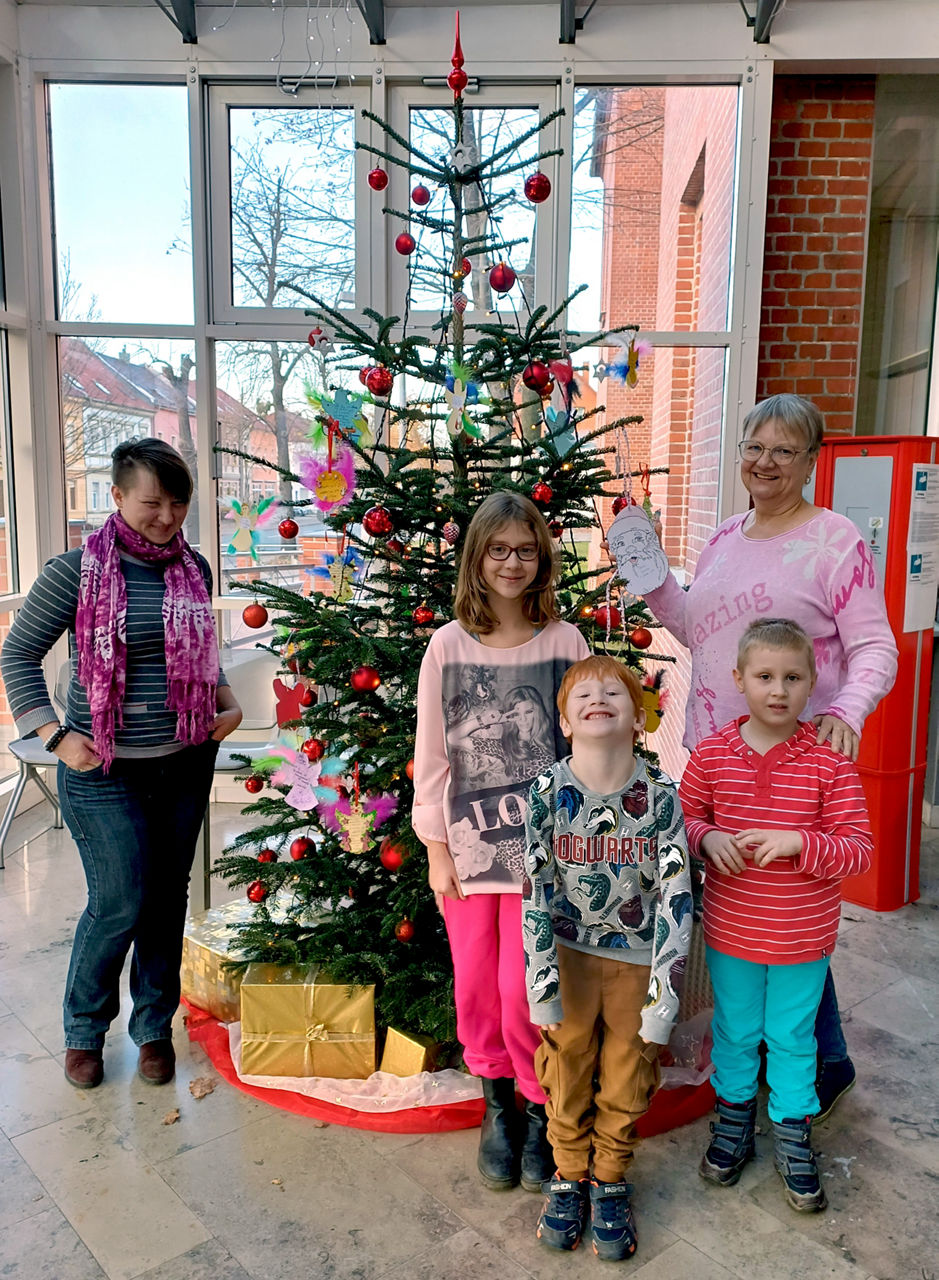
[181, 901, 256, 1023]
[379, 1027, 438, 1077]
[239, 963, 376, 1079]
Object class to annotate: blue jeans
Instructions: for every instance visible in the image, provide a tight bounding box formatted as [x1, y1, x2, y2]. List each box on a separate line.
[58, 739, 219, 1050]
[814, 966, 848, 1061]
[706, 946, 830, 1122]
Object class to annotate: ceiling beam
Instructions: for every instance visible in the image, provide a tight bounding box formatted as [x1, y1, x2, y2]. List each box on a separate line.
[560, 0, 576, 44]
[354, 0, 385, 45]
[151, 0, 197, 44]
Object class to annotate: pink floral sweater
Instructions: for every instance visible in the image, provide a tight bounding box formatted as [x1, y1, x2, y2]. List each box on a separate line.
[412, 619, 589, 894]
[644, 509, 898, 750]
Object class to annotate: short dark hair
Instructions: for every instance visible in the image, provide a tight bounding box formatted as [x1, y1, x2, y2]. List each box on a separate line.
[111, 438, 193, 504]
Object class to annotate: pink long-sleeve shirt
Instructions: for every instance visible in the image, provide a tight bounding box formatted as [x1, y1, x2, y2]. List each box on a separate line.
[412, 619, 589, 894]
[644, 508, 898, 750]
[679, 718, 873, 963]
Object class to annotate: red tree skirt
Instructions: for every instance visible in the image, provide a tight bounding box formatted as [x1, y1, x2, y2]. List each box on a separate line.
[183, 1001, 714, 1136]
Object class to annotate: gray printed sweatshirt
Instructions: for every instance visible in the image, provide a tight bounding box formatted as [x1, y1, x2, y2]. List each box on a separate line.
[522, 756, 692, 1044]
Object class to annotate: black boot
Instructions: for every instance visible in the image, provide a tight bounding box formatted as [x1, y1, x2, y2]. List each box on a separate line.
[699, 1096, 757, 1186]
[519, 1100, 553, 1192]
[477, 1077, 519, 1191]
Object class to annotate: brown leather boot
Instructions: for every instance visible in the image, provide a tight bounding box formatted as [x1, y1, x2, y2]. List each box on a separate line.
[64, 1048, 103, 1089]
[137, 1039, 176, 1085]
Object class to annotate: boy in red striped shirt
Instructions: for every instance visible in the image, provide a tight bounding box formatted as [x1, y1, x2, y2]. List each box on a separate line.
[679, 619, 872, 1213]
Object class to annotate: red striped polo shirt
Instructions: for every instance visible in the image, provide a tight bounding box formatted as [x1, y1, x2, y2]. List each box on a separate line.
[678, 718, 873, 964]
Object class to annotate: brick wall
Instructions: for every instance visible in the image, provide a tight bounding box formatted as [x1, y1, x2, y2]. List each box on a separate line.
[756, 76, 876, 432]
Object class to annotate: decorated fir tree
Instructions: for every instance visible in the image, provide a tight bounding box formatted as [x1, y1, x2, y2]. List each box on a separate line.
[214, 19, 671, 1043]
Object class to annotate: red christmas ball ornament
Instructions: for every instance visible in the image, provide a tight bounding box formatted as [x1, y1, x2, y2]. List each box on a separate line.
[380, 841, 406, 872]
[301, 737, 326, 762]
[405, 758, 415, 780]
[488, 262, 516, 294]
[386, 538, 404, 556]
[395, 231, 416, 256]
[524, 171, 552, 204]
[242, 602, 269, 629]
[447, 67, 468, 94]
[412, 604, 435, 626]
[359, 365, 375, 386]
[411, 183, 431, 206]
[522, 361, 552, 392]
[257, 848, 277, 863]
[549, 520, 563, 539]
[363, 505, 394, 537]
[441, 521, 460, 546]
[611, 494, 635, 515]
[395, 918, 416, 942]
[290, 836, 314, 861]
[350, 664, 381, 693]
[461, 257, 472, 276]
[595, 604, 623, 630]
[365, 365, 394, 397]
[278, 518, 299, 540]
[367, 166, 389, 191]
[244, 776, 264, 794]
[531, 480, 553, 505]
[299, 685, 315, 708]
[246, 880, 268, 904]
[630, 626, 654, 650]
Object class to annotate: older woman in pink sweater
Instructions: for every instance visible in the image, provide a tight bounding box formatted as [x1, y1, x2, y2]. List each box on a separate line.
[644, 393, 897, 1119]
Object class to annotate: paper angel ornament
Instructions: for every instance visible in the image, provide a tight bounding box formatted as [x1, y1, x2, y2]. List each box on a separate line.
[219, 495, 281, 561]
[608, 503, 669, 596]
[299, 444, 356, 514]
[270, 748, 323, 812]
[607, 331, 652, 389]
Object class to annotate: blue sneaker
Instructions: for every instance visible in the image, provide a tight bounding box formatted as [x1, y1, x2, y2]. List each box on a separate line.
[589, 1179, 638, 1261]
[536, 1176, 588, 1251]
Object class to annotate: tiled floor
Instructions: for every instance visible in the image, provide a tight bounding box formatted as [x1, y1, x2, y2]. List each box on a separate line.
[0, 801, 937, 1280]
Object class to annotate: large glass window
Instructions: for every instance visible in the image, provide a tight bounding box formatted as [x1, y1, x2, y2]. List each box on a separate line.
[59, 337, 199, 548]
[569, 85, 738, 336]
[48, 83, 193, 325]
[858, 76, 939, 436]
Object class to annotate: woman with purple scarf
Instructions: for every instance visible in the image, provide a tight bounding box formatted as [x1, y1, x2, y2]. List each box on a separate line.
[1, 439, 242, 1090]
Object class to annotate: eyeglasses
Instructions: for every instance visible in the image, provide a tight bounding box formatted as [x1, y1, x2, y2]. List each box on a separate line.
[486, 542, 539, 562]
[737, 440, 808, 466]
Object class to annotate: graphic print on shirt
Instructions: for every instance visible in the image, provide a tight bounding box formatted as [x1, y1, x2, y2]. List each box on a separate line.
[441, 656, 571, 887]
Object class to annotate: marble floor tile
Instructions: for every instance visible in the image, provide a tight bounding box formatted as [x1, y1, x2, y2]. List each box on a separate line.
[380, 1225, 534, 1280]
[157, 1109, 465, 1280]
[847, 971, 939, 1042]
[0, 1205, 107, 1279]
[12, 1111, 211, 1280]
[748, 1127, 939, 1280]
[0, 1037, 94, 1138]
[0, 1129, 53, 1230]
[629, 1238, 744, 1279]
[828, 949, 911, 1012]
[132, 1238, 254, 1280]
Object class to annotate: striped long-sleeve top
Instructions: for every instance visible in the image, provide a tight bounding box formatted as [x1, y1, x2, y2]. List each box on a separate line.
[1, 547, 227, 758]
[678, 718, 872, 963]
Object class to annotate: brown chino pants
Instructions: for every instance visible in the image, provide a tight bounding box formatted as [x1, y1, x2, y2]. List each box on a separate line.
[534, 944, 661, 1183]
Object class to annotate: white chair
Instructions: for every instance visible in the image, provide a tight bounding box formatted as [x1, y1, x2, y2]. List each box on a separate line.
[0, 661, 71, 869]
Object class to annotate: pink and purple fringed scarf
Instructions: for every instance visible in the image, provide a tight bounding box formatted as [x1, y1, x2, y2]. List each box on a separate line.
[75, 512, 220, 770]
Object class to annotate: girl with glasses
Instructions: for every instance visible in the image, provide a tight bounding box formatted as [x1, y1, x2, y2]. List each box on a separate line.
[412, 491, 588, 1196]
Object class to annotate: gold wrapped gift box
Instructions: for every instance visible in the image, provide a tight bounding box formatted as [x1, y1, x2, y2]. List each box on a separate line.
[240, 963, 376, 1079]
[379, 1027, 438, 1077]
[181, 901, 257, 1023]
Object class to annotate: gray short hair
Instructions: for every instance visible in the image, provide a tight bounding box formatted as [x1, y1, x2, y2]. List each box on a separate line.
[741, 394, 824, 455]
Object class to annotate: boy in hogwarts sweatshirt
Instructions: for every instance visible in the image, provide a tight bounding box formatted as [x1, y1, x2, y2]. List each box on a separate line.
[522, 655, 691, 1261]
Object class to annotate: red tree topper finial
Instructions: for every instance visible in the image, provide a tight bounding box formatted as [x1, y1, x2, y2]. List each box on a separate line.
[448, 11, 468, 96]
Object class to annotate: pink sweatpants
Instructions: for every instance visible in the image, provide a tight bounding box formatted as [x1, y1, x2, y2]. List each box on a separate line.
[443, 892, 546, 1104]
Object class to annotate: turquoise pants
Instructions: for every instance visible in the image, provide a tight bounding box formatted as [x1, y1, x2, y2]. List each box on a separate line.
[706, 947, 830, 1122]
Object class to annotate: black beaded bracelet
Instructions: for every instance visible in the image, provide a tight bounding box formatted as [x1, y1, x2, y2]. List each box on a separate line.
[44, 724, 70, 754]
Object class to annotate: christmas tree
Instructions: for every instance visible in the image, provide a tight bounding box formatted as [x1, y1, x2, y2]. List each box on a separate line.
[214, 17, 670, 1043]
